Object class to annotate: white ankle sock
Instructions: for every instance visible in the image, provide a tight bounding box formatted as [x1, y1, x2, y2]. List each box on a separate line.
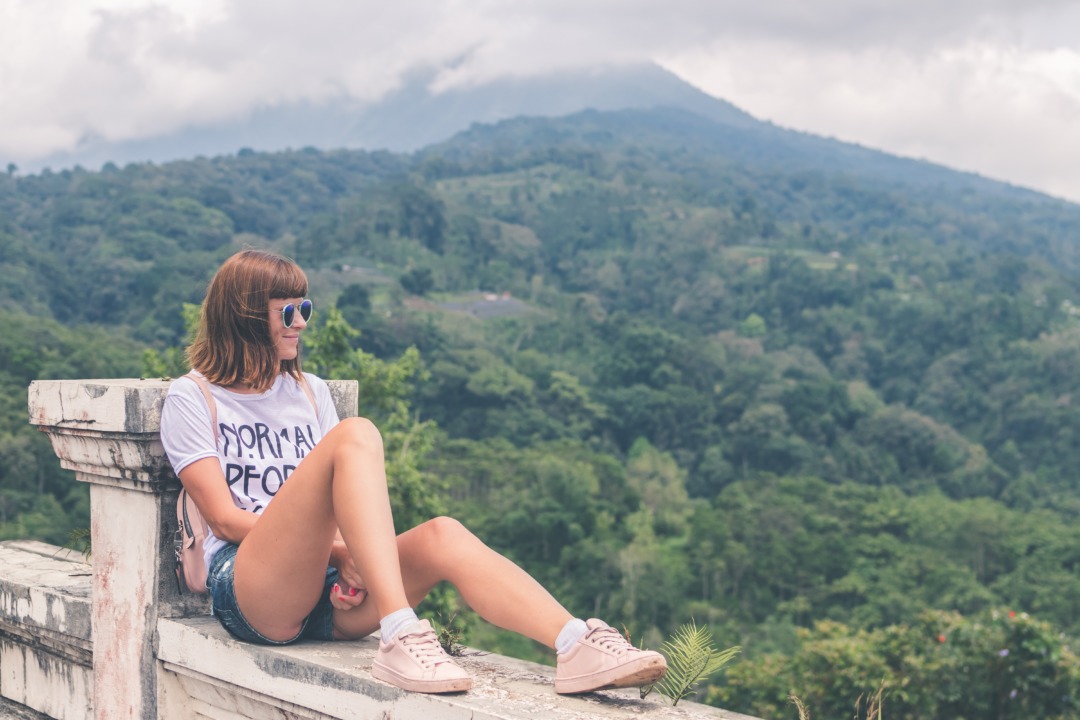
[380, 608, 419, 641]
[555, 618, 589, 655]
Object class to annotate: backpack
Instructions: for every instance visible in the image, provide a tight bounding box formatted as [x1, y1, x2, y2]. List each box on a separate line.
[172, 372, 319, 595]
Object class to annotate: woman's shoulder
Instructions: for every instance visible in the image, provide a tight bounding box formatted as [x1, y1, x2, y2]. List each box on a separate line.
[167, 371, 228, 403]
[166, 373, 202, 398]
[300, 372, 334, 401]
[300, 371, 329, 390]
[160, 373, 212, 432]
[299, 372, 339, 425]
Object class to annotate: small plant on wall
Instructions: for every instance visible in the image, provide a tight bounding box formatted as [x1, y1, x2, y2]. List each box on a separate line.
[641, 620, 740, 706]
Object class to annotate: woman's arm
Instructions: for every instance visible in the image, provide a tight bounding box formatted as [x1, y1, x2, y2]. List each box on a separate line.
[329, 529, 365, 591]
[179, 457, 258, 544]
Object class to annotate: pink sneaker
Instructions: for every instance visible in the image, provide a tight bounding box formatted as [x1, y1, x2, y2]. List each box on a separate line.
[371, 619, 472, 693]
[555, 619, 667, 694]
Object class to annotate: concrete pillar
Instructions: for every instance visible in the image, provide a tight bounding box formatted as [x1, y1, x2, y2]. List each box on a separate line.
[27, 378, 358, 720]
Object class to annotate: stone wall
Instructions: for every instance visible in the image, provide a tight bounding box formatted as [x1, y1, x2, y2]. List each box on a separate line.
[0, 541, 91, 720]
[0, 379, 756, 720]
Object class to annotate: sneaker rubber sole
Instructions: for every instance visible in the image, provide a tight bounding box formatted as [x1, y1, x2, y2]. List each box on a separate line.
[555, 654, 667, 695]
[371, 661, 473, 694]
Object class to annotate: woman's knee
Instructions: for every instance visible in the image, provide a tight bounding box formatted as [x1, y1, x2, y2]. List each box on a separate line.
[332, 416, 384, 454]
[401, 517, 481, 584]
[418, 516, 474, 551]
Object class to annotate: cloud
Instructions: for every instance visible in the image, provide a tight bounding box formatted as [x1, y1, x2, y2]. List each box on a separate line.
[0, 0, 1078, 201]
[1, 0, 487, 154]
[661, 4, 1080, 201]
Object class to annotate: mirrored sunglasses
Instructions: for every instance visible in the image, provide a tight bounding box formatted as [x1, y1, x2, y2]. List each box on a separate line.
[281, 299, 313, 328]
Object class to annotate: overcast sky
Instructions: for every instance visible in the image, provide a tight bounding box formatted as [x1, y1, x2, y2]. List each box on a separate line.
[2, 0, 1079, 203]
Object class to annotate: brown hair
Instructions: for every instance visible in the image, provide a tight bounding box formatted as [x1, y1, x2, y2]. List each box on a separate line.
[187, 249, 309, 392]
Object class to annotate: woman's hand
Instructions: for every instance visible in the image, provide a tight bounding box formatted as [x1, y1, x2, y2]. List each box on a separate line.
[329, 581, 367, 611]
[328, 540, 367, 610]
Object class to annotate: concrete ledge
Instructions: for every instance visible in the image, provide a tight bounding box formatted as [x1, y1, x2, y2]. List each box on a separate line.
[0, 523, 761, 720]
[0, 696, 52, 719]
[0, 542, 93, 720]
[14, 381, 760, 720]
[158, 616, 756, 720]
[0, 542, 92, 646]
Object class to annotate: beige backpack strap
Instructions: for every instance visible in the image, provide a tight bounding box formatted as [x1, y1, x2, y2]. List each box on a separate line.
[184, 372, 218, 443]
[298, 374, 320, 421]
[175, 372, 214, 595]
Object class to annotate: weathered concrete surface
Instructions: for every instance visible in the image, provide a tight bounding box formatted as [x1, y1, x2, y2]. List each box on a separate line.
[90, 485, 162, 719]
[29, 381, 192, 719]
[158, 616, 761, 720]
[28, 379, 182, 492]
[0, 542, 92, 720]
[0, 696, 53, 719]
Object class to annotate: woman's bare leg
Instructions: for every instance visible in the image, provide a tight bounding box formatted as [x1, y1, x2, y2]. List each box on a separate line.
[233, 417, 410, 640]
[234, 415, 571, 648]
[231, 416, 661, 694]
[332, 517, 573, 647]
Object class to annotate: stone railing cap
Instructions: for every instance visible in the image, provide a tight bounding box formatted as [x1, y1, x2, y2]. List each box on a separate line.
[28, 379, 172, 434]
[28, 378, 359, 434]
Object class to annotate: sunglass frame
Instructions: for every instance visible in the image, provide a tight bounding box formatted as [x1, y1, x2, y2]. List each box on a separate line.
[281, 299, 313, 328]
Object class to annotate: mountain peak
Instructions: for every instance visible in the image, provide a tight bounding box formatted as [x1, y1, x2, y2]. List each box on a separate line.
[26, 63, 753, 173]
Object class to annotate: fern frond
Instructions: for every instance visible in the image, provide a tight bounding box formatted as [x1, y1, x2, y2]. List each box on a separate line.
[653, 620, 740, 706]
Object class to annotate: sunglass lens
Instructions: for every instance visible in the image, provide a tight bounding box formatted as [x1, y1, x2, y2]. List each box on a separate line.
[280, 300, 311, 328]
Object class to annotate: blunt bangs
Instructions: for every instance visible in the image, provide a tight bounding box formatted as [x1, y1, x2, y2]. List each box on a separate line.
[267, 257, 308, 300]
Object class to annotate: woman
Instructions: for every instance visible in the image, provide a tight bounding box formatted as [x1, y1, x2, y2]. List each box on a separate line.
[160, 249, 666, 695]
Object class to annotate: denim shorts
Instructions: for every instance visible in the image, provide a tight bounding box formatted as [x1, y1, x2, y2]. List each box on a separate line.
[207, 543, 339, 644]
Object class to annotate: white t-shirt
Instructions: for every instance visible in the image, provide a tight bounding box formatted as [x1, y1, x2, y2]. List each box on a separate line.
[160, 371, 340, 569]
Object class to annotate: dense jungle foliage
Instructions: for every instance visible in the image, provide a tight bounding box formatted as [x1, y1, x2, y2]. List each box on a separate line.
[4, 107, 1080, 717]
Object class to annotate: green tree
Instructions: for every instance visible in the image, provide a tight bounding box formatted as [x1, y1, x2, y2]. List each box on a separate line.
[714, 609, 1080, 720]
[400, 267, 435, 296]
[303, 306, 443, 532]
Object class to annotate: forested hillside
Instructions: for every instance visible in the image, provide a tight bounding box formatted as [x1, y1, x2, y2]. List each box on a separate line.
[3, 106, 1080, 718]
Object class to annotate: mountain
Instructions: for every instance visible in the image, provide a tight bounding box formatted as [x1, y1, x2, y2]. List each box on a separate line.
[28, 58, 1067, 225]
[26, 63, 758, 173]
[430, 104, 1057, 205]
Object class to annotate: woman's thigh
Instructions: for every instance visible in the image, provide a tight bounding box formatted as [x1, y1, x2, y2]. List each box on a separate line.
[211, 544, 340, 644]
[232, 422, 370, 640]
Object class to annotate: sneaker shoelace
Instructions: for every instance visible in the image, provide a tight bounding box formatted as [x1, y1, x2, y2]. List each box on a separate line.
[401, 628, 453, 667]
[586, 626, 638, 656]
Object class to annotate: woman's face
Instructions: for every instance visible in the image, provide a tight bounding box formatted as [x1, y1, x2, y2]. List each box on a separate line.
[268, 297, 309, 362]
